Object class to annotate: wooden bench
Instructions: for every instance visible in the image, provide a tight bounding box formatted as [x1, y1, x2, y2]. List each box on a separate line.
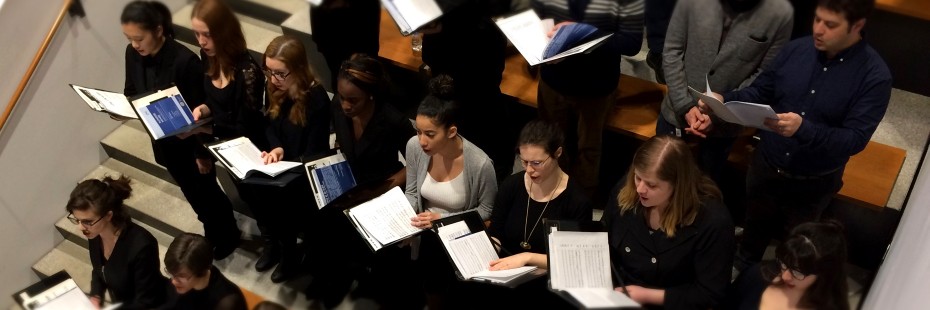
[377, 9, 905, 209]
[876, 0, 930, 21]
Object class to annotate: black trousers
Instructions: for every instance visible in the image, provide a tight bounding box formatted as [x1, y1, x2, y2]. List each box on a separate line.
[238, 175, 316, 245]
[736, 150, 844, 267]
[153, 137, 240, 248]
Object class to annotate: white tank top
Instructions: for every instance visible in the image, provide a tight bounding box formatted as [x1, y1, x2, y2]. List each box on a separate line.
[420, 171, 467, 216]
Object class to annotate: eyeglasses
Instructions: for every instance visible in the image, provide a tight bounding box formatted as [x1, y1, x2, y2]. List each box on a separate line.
[262, 67, 290, 81]
[778, 260, 808, 280]
[520, 155, 551, 169]
[67, 213, 104, 227]
[165, 267, 194, 283]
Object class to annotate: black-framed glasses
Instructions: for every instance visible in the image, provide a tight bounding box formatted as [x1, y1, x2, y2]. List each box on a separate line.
[262, 67, 290, 81]
[67, 213, 104, 227]
[165, 267, 194, 283]
[778, 260, 808, 280]
[520, 155, 551, 168]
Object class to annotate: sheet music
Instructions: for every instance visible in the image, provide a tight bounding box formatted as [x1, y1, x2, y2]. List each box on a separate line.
[305, 153, 357, 209]
[447, 231, 500, 278]
[687, 76, 778, 131]
[495, 10, 552, 65]
[549, 231, 612, 289]
[383, 0, 442, 34]
[69, 84, 137, 119]
[348, 187, 421, 246]
[209, 137, 301, 179]
[22, 278, 96, 310]
[564, 288, 640, 309]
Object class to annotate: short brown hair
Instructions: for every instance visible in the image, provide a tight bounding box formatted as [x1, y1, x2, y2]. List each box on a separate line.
[615, 136, 721, 237]
[165, 233, 213, 277]
[817, 0, 874, 25]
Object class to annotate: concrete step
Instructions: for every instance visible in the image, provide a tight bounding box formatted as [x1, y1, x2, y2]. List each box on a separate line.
[31, 241, 93, 294]
[227, 0, 308, 25]
[172, 3, 282, 65]
[86, 159, 205, 239]
[100, 122, 254, 218]
[281, 7, 334, 91]
[101, 120, 172, 184]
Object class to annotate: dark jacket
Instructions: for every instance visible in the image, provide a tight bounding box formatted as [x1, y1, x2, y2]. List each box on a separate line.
[202, 51, 269, 150]
[602, 182, 735, 309]
[330, 99, 414, 185]
[266, 83, 332, 162]
[89, 222, 167, 309]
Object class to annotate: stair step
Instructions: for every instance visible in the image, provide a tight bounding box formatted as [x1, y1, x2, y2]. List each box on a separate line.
[86, 159, 205, 238]
[100, 122, 255, 218]
[32, 241, 93, 294]
[226, 0, 308, 25]
[172, 3, 282, 64]
[101, 121, 172, 184]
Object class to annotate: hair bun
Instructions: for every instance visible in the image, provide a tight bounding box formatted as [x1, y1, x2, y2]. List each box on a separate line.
[428, 74, 455, 101]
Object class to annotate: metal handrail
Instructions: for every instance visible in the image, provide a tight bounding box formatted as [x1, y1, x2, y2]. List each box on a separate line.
[0, 0, 74, 134]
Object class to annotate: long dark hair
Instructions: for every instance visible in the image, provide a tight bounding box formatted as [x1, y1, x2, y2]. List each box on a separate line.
[65, 175, 133, 231]
[416, 74, 459, 130]
[764, 221, 850, 310]
[192, 0, 247, 81]
[121, 1, 174, 39]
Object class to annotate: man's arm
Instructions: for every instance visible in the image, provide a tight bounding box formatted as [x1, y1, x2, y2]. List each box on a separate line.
[661, 0, 695, 119]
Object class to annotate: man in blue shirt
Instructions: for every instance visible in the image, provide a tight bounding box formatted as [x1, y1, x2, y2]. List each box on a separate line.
[698, 0, 892, 270]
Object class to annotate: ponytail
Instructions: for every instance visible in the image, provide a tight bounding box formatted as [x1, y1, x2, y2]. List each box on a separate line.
[66, 175, 133, 230]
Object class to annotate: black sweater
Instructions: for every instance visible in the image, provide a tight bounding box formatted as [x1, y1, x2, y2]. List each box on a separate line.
[202, 51, 269, 150]
[89, 222, 167, 309]
[266, 84, 331, 162]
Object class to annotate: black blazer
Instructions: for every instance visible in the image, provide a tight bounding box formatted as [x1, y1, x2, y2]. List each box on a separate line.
[266, 83, 331, 162]
[124, 39, 208, 165]
[330, 99, 414, 185]
[89, 222, 167, 309]
[602, 182, 735, 310]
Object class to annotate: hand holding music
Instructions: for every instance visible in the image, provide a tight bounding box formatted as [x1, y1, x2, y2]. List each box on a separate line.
[764, 112, 802, 137]
[261, 147, 284, 164]
[620, 285, 664, 305]
[410, 211, 438, 229]
[684, 106, 712, 138]
[489, 252, 531, 271]
[547, 21, 577, 38]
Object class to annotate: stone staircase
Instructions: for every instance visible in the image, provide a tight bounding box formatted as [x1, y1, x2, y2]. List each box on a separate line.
[27, 0, 347, 308]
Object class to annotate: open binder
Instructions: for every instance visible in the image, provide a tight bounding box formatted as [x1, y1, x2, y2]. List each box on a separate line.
[12, 271, 121, 310]
[344, 187, 424, 252]
[381, 0, 443, 36]
[129, 85, 212, 140]
[305, 152, 357, 209]
[432, 211, 545, 288]
[495, 10, 613, 66]
[205, 137, 303, 186]
[69, 84, 137, 119]
[545, 221, 639, 309]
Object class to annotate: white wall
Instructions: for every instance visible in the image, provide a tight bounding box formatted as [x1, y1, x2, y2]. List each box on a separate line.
[0, 0, 185, 307]
[863, 143, 930, 310]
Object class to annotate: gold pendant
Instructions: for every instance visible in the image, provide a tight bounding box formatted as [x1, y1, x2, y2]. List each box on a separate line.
[520, 241, 531, 250]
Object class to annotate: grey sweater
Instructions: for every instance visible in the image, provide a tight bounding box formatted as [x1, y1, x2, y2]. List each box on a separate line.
[404, 136, 497, 220]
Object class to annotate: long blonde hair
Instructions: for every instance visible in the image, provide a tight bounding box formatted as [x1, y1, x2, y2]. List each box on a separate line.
[616, 136, 721, 237]
[263, 35, 318, 126]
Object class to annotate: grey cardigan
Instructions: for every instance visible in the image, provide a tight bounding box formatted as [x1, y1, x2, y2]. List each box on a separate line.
[404, 135, 497, 220]
[660, 0, 792, 135]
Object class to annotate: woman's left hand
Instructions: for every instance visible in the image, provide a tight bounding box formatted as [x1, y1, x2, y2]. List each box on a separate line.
[410, 211, 437, 229]
[489, 253, 531, 271]
[261, 147, 284, 164]
[621, 285, 664, 305]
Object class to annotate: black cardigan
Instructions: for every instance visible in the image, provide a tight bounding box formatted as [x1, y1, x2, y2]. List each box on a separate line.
[202, 51, 269, 150]
[602, 182, 735, 310]
[89, 222, 167, 309]
[330, 99, 414, 185]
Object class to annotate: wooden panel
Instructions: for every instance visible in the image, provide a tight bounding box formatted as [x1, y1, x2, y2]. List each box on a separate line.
[838, 141, 907, 209]
[378, 9, 422, 72]
[876, 0, 930, 21]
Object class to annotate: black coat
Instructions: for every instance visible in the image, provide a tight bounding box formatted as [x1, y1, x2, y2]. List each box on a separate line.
[89, 222, 167, 309]
[602, 182, 735, 310]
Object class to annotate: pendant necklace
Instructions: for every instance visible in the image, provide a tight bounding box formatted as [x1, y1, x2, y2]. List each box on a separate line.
[522, 172, 563, 250]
